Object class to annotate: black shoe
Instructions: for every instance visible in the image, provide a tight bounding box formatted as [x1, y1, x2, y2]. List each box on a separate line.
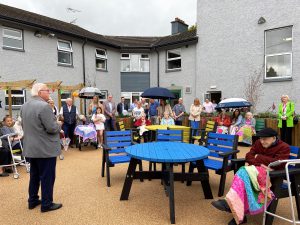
[0, 172, 9, 177]
[211, 199, 231, 213]
[28, 200, 41, 209]
[5, 168, 13, 173]
[41, 203, 63, 213]
[228, 216, 247, 225]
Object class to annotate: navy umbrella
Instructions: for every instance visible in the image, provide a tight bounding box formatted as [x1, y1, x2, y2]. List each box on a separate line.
[216, 98, 252, 109]
[141, 87, 175, 99]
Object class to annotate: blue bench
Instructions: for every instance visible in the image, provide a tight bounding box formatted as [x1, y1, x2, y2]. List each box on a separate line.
[101, 130, 143, 187]
[188, 132, 239, 197]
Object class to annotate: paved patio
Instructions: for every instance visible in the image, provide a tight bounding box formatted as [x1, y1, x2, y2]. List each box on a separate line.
[0, 146, 293, 225]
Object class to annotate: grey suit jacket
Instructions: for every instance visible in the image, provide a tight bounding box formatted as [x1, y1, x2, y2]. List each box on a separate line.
[103, 100, 116, 119]
[20, 96, 61, 158]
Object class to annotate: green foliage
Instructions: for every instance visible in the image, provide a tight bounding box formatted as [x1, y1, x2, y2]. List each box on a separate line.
[255, 112, 277, 118]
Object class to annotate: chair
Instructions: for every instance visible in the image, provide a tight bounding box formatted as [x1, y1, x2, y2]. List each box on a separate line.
[116, 120, 140, 142]
[190, 120, 217, 145]
[252, 118, 266, 144]
[152, 129, 184, 182]
[233, 146, 300, 225]
[187, 132, 239, 197]
[101, 130, 143, 187]
[168, 126, 191, 143]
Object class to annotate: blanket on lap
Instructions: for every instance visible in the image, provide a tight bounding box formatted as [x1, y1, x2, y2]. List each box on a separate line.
[226, 165, 274, 224]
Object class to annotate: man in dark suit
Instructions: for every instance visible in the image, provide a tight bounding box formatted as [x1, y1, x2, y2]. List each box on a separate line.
[117, 96, 129, 116]
[59, 98, 78, 148]
[21, 83, 62, 212]
[103, 94, 116, 131]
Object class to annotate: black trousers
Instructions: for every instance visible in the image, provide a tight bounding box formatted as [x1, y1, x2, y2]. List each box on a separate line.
[105, 118, 115, 131]
[281, 120, 292, 145]
[63, 123, 76, 144]
[175, 121, 182, 126]
[28, 157, 56, 209]
[0, 147, 12, 165]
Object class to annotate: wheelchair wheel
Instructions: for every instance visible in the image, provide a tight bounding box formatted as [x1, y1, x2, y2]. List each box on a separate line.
[13, 173, 19, 179]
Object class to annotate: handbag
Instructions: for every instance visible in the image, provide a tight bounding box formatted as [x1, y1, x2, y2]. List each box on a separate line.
[294, 112, 298, 125]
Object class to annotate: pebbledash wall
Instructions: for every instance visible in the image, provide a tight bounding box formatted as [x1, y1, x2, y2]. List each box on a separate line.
[196, 0, 300, 112]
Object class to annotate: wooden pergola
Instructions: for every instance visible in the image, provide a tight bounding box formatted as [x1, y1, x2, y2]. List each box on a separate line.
[58, 83, 84, 114]
[0, 79, 36, 117]
[0, 80, 85, 116]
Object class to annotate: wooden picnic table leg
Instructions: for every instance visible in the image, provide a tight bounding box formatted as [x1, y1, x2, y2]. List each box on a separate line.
[120, 158, 138, 200]
[166, 163, 176, 224]
[195, 160, 213, 199]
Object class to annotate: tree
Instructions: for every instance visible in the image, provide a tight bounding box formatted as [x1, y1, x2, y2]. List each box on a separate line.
[188, 24, 197, 32]
[243, 68, 263, 112]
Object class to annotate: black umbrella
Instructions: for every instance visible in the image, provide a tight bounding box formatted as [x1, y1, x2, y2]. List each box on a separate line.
[141, 87, 175, 99]
[79, 87, 103, 99]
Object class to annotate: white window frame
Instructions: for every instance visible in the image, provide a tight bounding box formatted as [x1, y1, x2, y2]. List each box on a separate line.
[140, 54, 150, 72]
[98, 90, 108, 102]
[264, 26, 293, 80]
[2, 27, 23, 50]
[167, 48, 181, 71]
[95, 48, 107, 70]
[5, 89, 26, 108]
[121, 53, 130, 59]
[57, 40, 73, 66]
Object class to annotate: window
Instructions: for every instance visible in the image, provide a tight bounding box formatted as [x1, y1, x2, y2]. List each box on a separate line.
[98, 90, 108, 102]
[5, 90, 25, 108]
[265, 26, 292, 80]
[167, 49, 181, 70]
[120, 53, 149, 72]
[95, 49, 107, 70]
[60, 91, 71, 106]
[140, 54, 150, 72]
[3, 27, 23, 50]
[57, 40, 73, 65]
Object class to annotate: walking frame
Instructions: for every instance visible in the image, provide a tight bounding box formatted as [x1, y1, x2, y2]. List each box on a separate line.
[0, 133, 30, 179]
[263, 159, 300, 225]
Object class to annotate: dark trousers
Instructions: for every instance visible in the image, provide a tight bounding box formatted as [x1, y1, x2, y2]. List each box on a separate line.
[105, 118, 115, 131]
[281, 120, 292, 145]
[28, 157, 56, 209]
[0, 147, 12, 165]
[175, 121, 182, 126]
[63, 123, 76, 144]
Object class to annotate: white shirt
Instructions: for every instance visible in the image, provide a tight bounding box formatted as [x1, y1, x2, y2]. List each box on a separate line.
[59, 105, 79, 115]
[203, 102, 214, 113]
[132, 107, 144, 120]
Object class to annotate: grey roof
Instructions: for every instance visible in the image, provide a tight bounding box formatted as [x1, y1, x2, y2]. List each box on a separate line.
[0, 3, 197, 49]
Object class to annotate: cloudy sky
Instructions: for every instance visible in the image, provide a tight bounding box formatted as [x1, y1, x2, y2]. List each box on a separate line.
[0, 0, 197, 36]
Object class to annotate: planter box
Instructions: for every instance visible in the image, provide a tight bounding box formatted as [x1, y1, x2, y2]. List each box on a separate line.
[116, 117, 133, 129]
[264, 118, 300, 146]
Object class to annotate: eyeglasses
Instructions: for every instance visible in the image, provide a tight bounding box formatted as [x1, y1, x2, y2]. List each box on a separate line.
[40, 89, 51, 93]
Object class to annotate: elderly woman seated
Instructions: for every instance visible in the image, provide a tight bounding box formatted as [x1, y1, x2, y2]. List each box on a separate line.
[236, 112, 256, 145]
[134, 113, 151, 143]
[229, 109, 243, 135]
[211, 128, 290, 225]
[0, 115, 22, 177]
[215, 110, 231, 134]
[160, 111, 175, 126]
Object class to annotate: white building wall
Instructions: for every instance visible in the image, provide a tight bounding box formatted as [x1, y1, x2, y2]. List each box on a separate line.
[197, 0, 300, 112]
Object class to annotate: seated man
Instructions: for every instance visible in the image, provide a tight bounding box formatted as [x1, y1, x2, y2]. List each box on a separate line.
[211, 128, 290, 225]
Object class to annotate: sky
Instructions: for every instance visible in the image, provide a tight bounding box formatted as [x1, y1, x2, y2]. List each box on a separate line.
[0, 0, 197, 36]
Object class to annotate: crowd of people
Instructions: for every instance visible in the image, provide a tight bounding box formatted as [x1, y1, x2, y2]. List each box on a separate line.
[0, 83, 298, 223]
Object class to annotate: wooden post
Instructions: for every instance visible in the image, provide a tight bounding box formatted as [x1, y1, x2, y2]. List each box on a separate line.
[58, 89, 62, 110]
[80, 98, 83, 114]
[8, 88, 12, 117]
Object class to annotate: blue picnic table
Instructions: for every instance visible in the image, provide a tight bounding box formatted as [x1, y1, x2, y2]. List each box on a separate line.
[120, 142, 213, 224]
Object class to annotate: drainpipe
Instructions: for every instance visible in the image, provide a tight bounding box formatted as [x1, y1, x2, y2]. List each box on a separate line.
[82, 38, 87, 115]
[155, 48, 160, 87]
